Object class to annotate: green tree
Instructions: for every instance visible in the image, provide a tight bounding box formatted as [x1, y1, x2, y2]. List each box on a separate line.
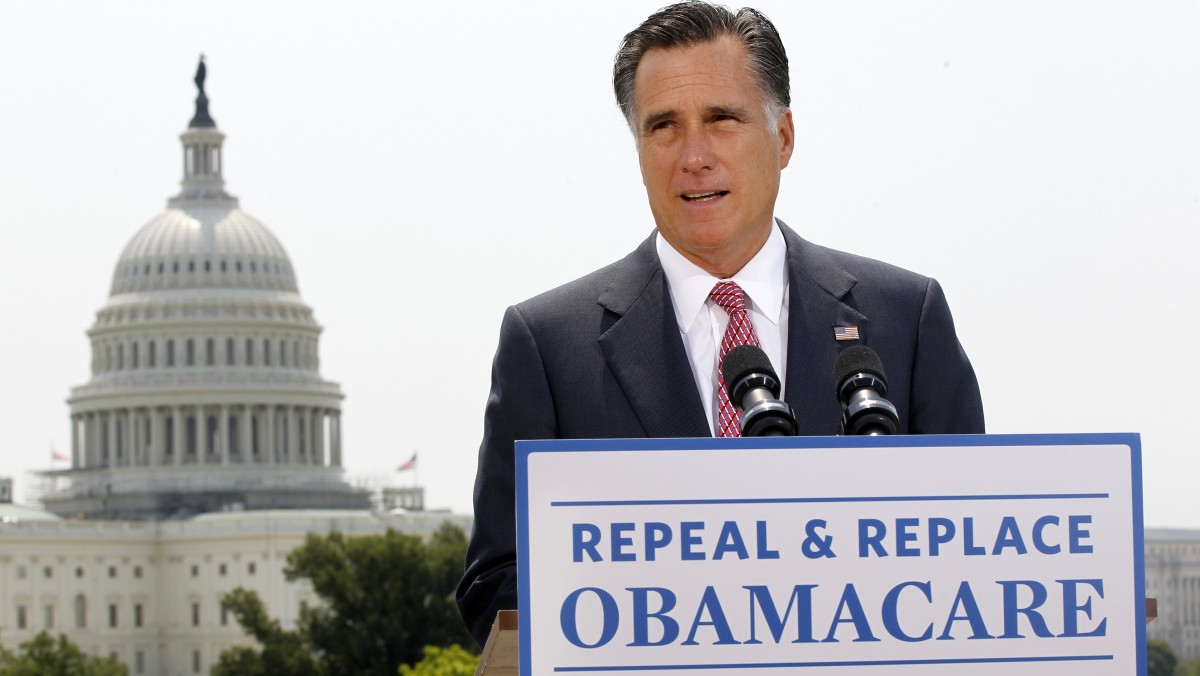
[1177, 658, 1200, 675]
[211, 588, 319, 676]
[0, 631, 127, 676]
[397, 645, 477, 676]
[1150, 638, 1179, 676]
[216, 522, 476, 675]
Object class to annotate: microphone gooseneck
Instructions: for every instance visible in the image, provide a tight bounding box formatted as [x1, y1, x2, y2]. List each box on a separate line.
[834, 345, 899, 436]
[722, 345, 799, 437]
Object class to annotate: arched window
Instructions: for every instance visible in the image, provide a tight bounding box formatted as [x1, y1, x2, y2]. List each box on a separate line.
[74, 594, 87, 629]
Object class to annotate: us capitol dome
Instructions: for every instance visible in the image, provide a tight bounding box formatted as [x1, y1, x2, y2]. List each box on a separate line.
[42, 59, 368, 519]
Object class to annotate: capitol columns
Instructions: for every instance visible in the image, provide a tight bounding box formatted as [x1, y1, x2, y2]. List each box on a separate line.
[330, 411, 342, 468]
[129, 408, 140, 466]
[287, 406, 298, 464]
[219, 404, 230, 465]
[265, 405, 276, 465]
[313, 408, 325, 466]
[83, 413, 94, 468]
[294, 405, 304, 463]
[240, 404, 253, 464]
[198, 405, 211, 462]
[149, 407, 162, 467]
[95, 412, 104, 467]
[123, 408, 132, 465]
[107, 410, 118, 467]
[173, 406, 184, 466]
[88, 412, 98, 468]
[71, 413, 80, 468]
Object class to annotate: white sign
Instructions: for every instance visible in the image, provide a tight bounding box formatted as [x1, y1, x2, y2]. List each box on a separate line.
[516, 434, 1145, 675]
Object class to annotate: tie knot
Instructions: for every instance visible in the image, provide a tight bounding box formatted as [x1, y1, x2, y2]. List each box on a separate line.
[709, 281, 747, 315]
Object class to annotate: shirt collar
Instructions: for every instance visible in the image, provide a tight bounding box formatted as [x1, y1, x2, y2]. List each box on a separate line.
[656, 220, 788, 333]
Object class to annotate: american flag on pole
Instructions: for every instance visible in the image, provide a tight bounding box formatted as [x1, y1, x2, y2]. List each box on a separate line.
[51, 450, 68, 462]
[834, 325, 860, 341]
[396, 452, 418, 473]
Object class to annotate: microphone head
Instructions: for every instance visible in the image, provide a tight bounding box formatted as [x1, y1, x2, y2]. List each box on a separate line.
[722, 345, 780, 400]
[834, 345, 889, 402]
[834, 345, 886, 382]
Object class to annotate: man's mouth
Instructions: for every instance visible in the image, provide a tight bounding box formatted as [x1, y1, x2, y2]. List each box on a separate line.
[681, 191, 729, 202]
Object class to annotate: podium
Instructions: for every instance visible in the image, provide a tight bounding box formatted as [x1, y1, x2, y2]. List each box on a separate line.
[508, 434, 1146, 674]
[474, 610, 518, 676]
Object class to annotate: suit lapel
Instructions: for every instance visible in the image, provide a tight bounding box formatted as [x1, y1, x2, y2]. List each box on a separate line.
[597, 235, 710, 438]
[596, 225, 868, 439]
[779, 224, 870, 435]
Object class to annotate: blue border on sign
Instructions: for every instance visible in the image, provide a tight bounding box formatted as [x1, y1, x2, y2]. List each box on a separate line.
[551, 492, 1110, 507]
[552, 653, 1114, 671]
[514, 433, 1145, 676]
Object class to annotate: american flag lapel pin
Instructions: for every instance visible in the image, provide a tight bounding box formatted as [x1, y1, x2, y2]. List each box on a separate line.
[834, 325, 860, 341]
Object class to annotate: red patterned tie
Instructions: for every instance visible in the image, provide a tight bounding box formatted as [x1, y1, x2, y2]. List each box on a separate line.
[710, 281, 761, 437]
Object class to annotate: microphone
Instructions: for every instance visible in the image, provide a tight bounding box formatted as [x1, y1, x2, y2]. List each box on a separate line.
[834, 346, 899, 436]
[722, 345, 798, 437]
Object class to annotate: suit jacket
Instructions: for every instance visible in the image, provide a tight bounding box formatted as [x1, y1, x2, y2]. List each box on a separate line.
[456, 222, 984, 645]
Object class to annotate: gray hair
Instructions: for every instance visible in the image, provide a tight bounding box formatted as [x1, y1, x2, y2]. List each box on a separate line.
[613, 1, 790, 131]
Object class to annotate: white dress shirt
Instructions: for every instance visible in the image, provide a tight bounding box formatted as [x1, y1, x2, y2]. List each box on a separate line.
[656, 221, 790, 435]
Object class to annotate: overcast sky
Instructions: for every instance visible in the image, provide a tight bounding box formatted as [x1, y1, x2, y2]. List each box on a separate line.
[1, 1, 1197, 526]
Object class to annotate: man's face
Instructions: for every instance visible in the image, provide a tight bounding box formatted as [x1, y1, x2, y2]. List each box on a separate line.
[633, 36, 794, 278]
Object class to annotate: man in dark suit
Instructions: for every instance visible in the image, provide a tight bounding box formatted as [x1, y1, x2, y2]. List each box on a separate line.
[457, 1, 984, 646]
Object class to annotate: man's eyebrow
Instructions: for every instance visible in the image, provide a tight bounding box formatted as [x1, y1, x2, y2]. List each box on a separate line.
[641, 105, 754, 130]
[708, 104, 752, 119]
[641, 110, 676, 130]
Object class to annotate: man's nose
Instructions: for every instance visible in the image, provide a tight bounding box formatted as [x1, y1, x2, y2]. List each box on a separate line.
[680, 130, 715, 173]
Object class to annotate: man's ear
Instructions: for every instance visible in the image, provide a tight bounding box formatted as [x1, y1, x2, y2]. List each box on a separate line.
[777, 109, 795, 169]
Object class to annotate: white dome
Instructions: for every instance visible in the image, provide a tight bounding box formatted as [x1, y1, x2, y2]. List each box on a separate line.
[45, 62, 366, 520]
[110, 206, 299, 295]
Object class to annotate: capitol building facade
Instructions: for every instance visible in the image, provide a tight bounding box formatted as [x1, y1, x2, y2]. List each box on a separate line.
[0, 63, 468, 675]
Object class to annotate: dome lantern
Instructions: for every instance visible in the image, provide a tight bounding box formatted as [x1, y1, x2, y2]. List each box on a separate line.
[171, 56, 235, 209]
